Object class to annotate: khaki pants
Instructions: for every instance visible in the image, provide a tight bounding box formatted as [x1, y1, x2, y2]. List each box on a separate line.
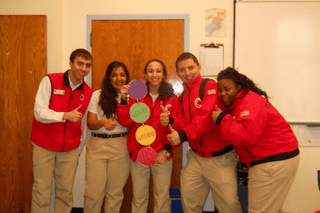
[31, 143, 79, 213]
[248, 155, 300, 213]
[83, 136, 130, 213]
[181, 149, 242, 213]
[130, 157, 172, 213]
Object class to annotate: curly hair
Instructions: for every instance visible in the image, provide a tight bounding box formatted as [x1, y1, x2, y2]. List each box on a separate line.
[99, 61, 130, 118]
[144, 59, 174, 100]
[217, 67, 268, 100]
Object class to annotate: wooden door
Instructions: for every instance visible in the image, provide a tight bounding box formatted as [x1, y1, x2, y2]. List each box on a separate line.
[0, 15, 47, 213]
[91, 19, 184, 213]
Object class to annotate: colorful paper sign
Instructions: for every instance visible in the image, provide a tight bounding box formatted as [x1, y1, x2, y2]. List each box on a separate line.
[135, 125, 156, 146]
[130, 102, 150, 123]
[137, 146, 157, 166]
[128, 80, 147, 99]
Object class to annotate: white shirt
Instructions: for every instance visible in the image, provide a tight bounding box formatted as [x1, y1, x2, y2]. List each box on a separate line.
[149, 93, 159, 106]
[33, 74, 88, 154]
[88, 89, 128, 134]
[33, 75, 82, 123]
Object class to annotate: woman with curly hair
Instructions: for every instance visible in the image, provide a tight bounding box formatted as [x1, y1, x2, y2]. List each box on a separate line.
[212, 67, 300, 213]
[84, 61, 131, 213]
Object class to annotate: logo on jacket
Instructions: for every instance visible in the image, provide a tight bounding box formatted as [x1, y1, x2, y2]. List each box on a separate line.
[79, 94, 85, 101]
[194, 97, 202, 108]
[240, 110, 250, 117]
[207, 89, 216, 95]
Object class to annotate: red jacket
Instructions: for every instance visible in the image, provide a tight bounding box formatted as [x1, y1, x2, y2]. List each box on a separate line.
[175, 75, 230, 157]
[31, 71, 93, 152]
[117, 94, 181, 161]
[218, 89, 299, 167]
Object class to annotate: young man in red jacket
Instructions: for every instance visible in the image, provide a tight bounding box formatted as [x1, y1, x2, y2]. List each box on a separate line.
[162, 52, 242, 213]
[30, 49, 93, 213]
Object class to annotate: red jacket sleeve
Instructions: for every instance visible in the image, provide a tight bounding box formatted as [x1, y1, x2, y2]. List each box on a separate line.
[117, 97, 136, 128]
[169, 95, 185, 131]
[163, 96, 182, 153]
[219, 100, 268, 146]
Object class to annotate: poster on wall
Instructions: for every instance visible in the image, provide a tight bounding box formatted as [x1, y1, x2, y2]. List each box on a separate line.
[205, 8, 227, 37]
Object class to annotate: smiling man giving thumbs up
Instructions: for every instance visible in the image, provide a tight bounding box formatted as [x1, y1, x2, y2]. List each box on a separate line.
[163, 52, 242, 213]
[30, 49, 93, 213]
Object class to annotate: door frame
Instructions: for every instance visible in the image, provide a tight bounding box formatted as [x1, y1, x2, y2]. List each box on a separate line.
[85, 14, 190, 87]
[76, 16, 191, 208]
[85, 13, 191, 171]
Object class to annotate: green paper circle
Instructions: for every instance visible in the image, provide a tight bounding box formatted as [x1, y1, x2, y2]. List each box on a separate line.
[130, 102, 150, 123]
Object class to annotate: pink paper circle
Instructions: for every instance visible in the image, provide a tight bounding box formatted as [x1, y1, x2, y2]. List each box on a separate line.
[137, 147, 157, 166]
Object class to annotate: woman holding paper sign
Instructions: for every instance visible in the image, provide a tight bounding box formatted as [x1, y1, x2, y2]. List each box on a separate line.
[83, 61, 131, 213]
[117, 59, 182, 213]
[211, 67, 300, 213]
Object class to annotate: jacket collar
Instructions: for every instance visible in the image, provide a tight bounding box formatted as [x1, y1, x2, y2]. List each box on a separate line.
[183, 75, 203, 90]
[228, 88, 247, 112]
[63, 70, 85, 90]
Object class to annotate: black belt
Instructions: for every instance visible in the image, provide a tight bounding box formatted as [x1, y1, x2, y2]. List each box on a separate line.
[192, 145, 234, 157]
[250, 148, 299, 167]
[91, 132, 127, 138]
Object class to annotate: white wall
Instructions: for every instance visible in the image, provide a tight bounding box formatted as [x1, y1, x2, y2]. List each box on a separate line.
[1, 0, 234, 211]
[0, 0, 235, 73]
[285, 125, 320, 212]
[2, 0, 320, 212]
[60, 0, 234, 70]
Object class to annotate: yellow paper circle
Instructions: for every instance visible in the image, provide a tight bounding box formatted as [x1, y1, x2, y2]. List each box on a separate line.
[135, 125, 156, 146]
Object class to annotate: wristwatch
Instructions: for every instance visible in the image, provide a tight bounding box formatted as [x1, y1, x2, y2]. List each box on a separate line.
[163, 150, 170, 158]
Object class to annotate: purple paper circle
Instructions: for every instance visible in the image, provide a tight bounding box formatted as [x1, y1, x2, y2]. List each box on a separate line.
[129, 80, 147, 99]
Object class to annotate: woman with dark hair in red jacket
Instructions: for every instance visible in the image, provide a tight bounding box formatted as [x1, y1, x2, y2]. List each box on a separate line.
[212, 67, 300, 213]
[117, 59, 181, 213]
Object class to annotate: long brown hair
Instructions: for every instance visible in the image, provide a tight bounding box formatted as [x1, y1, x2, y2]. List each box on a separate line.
[99, 61, 130, 118]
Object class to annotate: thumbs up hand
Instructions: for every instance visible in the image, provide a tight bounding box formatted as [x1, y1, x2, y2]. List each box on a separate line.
[167, 124, 181, 145]
[100, 114, 117, 130]
[160, 105, 170, 127]
[212, 105, 222, 123]
[63, 105, 83, 122]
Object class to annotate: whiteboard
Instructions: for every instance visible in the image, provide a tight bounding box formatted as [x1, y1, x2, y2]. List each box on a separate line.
[234, 1, 320, 123]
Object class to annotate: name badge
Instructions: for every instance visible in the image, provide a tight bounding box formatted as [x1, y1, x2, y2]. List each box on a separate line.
[53, 89, 65, 95]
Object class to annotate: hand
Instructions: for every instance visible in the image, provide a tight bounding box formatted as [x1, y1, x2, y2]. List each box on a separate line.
[160, 105, 170, 127]
[167, 125, 181, 145]
[100, 114, 117, 131]
[63, 105, 83, 122]
[212, 105, 222, 123]
[120, 85, 130, 99]
[154, 152, 167, 164]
